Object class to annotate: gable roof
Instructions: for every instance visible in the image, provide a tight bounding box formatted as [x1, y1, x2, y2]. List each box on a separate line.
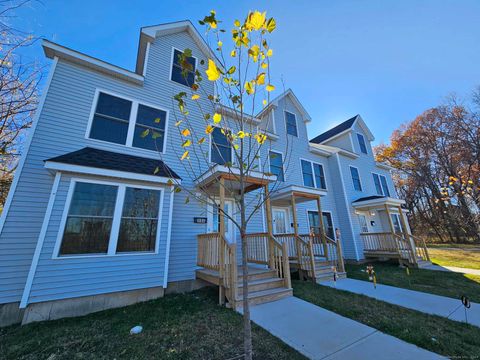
[310, 114, 375, 144]
[310, 115, 358, 144]
[136, 20, 214, 75]
[256, 89, 312, 123]
[45, 147, 181, 180]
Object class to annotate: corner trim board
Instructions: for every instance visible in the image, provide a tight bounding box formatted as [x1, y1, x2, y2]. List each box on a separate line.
[163, 186, 175, 288]
[20, 171, 62, 308]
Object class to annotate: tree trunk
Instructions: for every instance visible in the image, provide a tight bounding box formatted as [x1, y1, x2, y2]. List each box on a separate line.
[240, 198, 252, 359]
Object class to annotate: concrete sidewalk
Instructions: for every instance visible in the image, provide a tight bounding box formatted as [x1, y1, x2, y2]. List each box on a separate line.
[423, 264, 480, 276]
[321, 278, 480, 327]
[240, 297, 443, 359]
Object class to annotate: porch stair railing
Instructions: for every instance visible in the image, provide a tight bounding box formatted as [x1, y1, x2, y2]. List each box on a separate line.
[410, 234, 431, 262]
[300, 233, 346, 273]
[361, 232, 419, 267]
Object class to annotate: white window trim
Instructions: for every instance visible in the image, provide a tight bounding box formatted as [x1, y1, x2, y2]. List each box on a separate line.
[372, 172, 384, 196]
[357, 132, 368, 154]
[169, 46, 198, 88]
[349, 165, 363, 191]
[379, 174, 391, 197]
[268, 149, 285, 182]
[209, 125, 234, 165]
[306, 209, 336, 239]
[85, 88, 170, 155]
[299, 158, 328, 190]
[272, 206, 292, 234]
[52, 177, 165, 259]
[284, 110, 298, 137]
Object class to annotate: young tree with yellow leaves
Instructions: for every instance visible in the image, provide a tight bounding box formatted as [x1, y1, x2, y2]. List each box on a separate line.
[144, 10, 294, 359]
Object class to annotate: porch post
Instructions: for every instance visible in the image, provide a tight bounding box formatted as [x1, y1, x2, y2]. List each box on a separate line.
[384, 204, 395, 234]
[291, 194, 303, 274]
[218, 176, 225, 304]
[264, 185, 275, 268]
[316, 196, 328, 259]
[398, 205, 417, 264]
[291, 194, 299, 236]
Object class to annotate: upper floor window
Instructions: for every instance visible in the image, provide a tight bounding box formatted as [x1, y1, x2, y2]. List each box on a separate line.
[350, 166, 362, 191]
[90, 92, 132, 145]
[269, 151, 284, 182]
[357, 133, 367, 154]
[372, 173, 391, 197]
[301, 160, 326, 189]
[88, 91, 167, 153]
[58, 181, 161, 256]
[171, 48, 196, 87]
[211, 127, 232, 165]
[285, 111, 298, 137]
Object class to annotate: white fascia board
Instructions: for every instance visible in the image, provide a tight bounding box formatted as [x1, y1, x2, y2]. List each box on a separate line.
[308, 144, 332, 157]
[42, 40, 144, 85]
[215, 104, 261, 125]
[195, 164, 277, 185]
[352, 197, 405, 208]
[376, 162, 395, 171]
[44, 161, 180, 185]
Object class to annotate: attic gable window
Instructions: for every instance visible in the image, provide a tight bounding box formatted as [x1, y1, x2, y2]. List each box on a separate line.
[357, 133, 367, 154]
[171, 48, 196, 87]
[285, 111, 298, 137]
[350, 166, 362, 191]
[269, 151, 285, 182]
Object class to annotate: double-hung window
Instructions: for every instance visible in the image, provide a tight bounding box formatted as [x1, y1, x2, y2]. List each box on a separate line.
[171, 48, 196, 87]
[88, 91, 168, 152]
[58, 181, 162, 256]
[269, 151, 284, 182]
[211, 127, 232, 165]
[301, 160, 326, 189]
[350, 166, 362, 191]
[372, 173, 391, 196]
[285, 111, 298, 137]
[307, 211, 335, 239]
[357, 133, 367, 154]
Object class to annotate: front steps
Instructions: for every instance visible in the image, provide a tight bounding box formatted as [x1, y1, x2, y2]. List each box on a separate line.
[314, 261, 347, 282]
[196, 266, 292, 308]
[416, 259, 432, 269]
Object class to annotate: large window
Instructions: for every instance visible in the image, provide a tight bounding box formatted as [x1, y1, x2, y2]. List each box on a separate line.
[132, 104, 167, 151]
[211, 127, 232, 165]
[269, 151, 284, 182]
[373, 173, 391, 197]
[350, 166, 362, 191]
[391, 214, 402, 233]
[88, 91, 168, 152]
[89, 92, 132, 145]
[301, 160, 326, 189]
[285, 111, 298, 137]
[171, 48, 196, 87]
[58, 181, 162, 257]
[308, 211, 335, 239]
[357, 133, 367, 154]
[60, 182, 117, 255]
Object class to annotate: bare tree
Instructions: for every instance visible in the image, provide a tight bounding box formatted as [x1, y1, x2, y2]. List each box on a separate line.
[0, 0, 42, 211]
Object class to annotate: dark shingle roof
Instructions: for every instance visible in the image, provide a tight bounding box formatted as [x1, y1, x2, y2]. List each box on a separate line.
[46, 147, 181, 179]
[353, 195, 386, 203]
[310, 115, 358, 144]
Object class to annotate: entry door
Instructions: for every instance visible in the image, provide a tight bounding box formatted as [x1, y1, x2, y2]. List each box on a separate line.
[272, 208, 289, 234]
[208, 200, 235, 242]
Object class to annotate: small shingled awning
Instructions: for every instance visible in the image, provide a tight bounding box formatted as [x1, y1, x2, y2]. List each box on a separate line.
[44, 147, 181, 184]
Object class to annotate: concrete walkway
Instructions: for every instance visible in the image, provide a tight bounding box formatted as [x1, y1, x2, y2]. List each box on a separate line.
[423, 264, 480, 276]
[240, 297, 443, 359]
[321, 279, 480, 327]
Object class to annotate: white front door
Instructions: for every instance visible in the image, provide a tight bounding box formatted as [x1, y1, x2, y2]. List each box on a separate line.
[272, 208, 289, 234]
[208, 199, 235, 242]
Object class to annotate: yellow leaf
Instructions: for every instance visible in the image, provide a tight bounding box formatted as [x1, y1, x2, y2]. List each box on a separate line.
[234, 19, 240, 27]
[217, 40, 223, 48]
[261, 62, 268, 69]
[230, 49, 236, 57]
[213, 113, 222, 123]
[198, 137, 206, 144]
[266, 17, 276, 33]
[254, 133, 267, 144]
[245, 81, 255, 95]
[263, 99, 267, 107]
[206, 124, 215, 134]
[205, 59, 221, 81]
[246, 11, 266, 31]
[256, 72, 266, 85]
[175, 120, 182, 127]
[181, 128, 191, 136]
[266, 84, 275, 92]
[191, 94, 200, 100]
[234, 144, 239, 150]
[267, 49, 273, 57]
[181, 150, 189, 160]
[238, 131, 246, 139]
[182, 139, 192, 147]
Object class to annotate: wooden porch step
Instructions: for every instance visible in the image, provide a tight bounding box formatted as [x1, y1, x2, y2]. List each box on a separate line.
[232, 287, 293, 308]
[416, 260, 432, 269]
[237, 277, 285, 295]
[364, 250, 400, 258]
[316, 271, 347, 283]
[237, 268, 278, 282]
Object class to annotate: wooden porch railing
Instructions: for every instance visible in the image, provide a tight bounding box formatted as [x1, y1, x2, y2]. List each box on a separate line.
[360, 232, 417, 266]
[244, 232, 291, 289]
[301, 233, 345, 273]
[411, 234, 431, 262]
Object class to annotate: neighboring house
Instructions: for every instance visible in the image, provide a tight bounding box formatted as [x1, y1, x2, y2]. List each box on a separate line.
[0, 21, 429, 327]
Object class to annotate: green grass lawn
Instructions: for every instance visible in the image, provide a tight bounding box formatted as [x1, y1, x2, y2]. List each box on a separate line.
[293, 280, 480, 358]
[0, 287, 305, 360]
[346, 262, 480, 302]
[427, 245, 480, 270]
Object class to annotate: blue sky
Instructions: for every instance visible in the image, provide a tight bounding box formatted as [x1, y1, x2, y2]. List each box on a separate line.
[14, 0, 480, 145]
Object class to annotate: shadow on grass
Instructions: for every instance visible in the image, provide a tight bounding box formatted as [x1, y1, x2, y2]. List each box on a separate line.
[0, 287, 305, 360]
